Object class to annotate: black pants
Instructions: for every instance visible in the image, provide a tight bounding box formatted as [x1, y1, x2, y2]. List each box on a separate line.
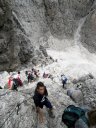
[37, 98, 53, 109]
[12, 79, 18, 91]
[28, 75, 34, 83]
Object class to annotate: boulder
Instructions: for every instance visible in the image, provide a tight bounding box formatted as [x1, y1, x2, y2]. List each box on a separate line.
[67, 88, 83, 104]
[80, 79, 96, 108]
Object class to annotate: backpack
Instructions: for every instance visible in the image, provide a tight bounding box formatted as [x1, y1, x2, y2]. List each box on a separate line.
[12, 79, 18, 90]
[62, 105, 89, 128]
[28, 73, 34, 80]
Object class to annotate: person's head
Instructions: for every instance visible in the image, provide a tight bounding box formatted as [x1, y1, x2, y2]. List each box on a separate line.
[18, 71, 20, 74]
[88, 109, 96, 126]
[35, 82, 46, 95]
[61, 74, 64, 77]
[32, 68, 34, 71]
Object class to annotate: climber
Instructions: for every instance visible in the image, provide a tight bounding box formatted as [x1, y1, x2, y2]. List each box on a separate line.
[14, 71, 23, 86]
[62, 105, 96, 128]
[34, 70, 40, 78]
[61, 74, 68, 88]
[8, 76, 18, 91]
[32, 68, 40, 78]
[43, 70, 51, 78]
[25, 71, 34, 83]
[43, 72, 48, 78]
[33, 82, 55, 123]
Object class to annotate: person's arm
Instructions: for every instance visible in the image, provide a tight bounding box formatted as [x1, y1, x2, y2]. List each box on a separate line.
[33, 95, 40, 107]
[9, 81, 13, 90]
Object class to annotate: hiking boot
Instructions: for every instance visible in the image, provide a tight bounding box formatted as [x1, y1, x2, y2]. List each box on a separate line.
[48, 109, 55, 118]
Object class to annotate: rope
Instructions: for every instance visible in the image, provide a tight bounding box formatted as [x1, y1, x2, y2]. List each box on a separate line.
[18, 91, 32, 96]
[0, 95, 33, 128]
[0, 90, 32, 97]
[0, 105, 17, 128]
[0, 91, 11, 97]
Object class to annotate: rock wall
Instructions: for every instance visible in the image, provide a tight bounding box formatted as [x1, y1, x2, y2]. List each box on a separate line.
[0, 0, 49, 71]
[0, 0, 96, 71]
[81, 0, 96, 53]
[43, 0, 94, 38]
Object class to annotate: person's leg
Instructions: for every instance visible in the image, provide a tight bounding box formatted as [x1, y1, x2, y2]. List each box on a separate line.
[28, 75, 30, 83]
[36, 103, 45, 123]
[44, 99, 53, 109]
[36, 107, 44, 123]
[62, 80, 65, 88]
[44, 98, 55, 118]
[63, 79, 67, 88]
[15, 79, 19, 87]
[15, 86, 18, 91]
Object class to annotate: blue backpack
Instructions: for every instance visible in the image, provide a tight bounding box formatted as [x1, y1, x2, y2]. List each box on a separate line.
[62, 105, 89, 128]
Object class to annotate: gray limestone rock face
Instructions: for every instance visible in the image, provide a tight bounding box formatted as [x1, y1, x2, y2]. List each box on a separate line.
[81, 4, 96, 53]
[43, 0, 94, 38]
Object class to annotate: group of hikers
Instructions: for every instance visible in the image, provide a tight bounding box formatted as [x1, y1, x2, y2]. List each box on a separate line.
[8, 71, 23, 91]
[7, 68, 54, 91]
[1, 68, 96, 128]
[25, 68, 40, 83]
